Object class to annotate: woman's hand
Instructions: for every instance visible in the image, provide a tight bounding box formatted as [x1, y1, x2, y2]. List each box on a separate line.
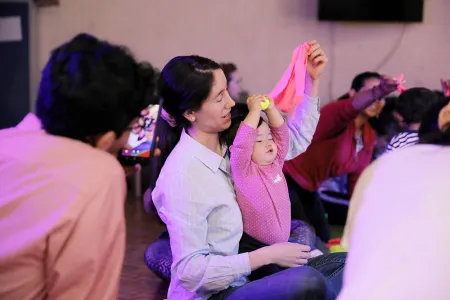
[373, 75, 400, 99]
[306, 40, 328, 81]
[265, 242, 311, 267]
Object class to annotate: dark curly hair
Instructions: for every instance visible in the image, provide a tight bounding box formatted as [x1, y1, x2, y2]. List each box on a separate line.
[350, 72, 381, 92]
[394, 87, 439, 125]
[36, 33, 158, 143]
[220, 62, 238, 84]
[419, 97, 450, 145]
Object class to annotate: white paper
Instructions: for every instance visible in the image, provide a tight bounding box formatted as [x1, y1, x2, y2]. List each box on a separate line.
[0, 16, 22, 42]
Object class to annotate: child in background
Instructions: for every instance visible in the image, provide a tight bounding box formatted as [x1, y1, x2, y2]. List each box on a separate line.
[226, 94, 321, 281]
[386, 88, 439, 153]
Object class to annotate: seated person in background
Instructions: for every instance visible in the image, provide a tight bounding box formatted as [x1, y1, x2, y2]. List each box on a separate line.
[225, 95, 321, 281]
[317, 97, 401, 226]
[0, 33, 158, 299]
[368, 96, 402, 159]
[385, 87, 439, 153]
[419, 96, 450, 144]
[339, 100, 450, 300]
[221, 62, 246, 102]
[284, 72, 399, 242]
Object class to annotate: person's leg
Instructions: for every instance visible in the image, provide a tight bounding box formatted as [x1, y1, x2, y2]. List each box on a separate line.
[286, 175, 310, 221]
[225, 266, 336, 300]
[307, 252, 347, 295]
[286, 175, 330, 242]
[306, 192, 331, 243]
[291, 180, 330, 243]
[209, 287, 241, 300]
[239, 232, 283, 281]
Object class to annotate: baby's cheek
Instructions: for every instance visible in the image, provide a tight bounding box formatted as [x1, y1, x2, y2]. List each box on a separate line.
[252, 144, 263, 159]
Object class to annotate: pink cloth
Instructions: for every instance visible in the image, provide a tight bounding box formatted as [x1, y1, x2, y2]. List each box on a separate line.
[397, 73, 406, 93]
[0, 113, 126, 300]
[269, 42, 311, 113]
[230, 122, 291, 245]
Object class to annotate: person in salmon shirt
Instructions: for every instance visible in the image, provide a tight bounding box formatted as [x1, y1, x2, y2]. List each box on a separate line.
[284, 72, 400, 242]
[0, 33, 158, 300]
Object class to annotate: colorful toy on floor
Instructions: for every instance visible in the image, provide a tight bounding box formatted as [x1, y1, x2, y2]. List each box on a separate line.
[326, 238, 347, 253]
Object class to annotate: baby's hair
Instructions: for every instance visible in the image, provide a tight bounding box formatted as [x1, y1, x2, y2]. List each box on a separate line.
[222, 115, 265, 149]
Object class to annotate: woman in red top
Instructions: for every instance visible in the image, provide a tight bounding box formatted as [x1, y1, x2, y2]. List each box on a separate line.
[284, 72, 400, 242]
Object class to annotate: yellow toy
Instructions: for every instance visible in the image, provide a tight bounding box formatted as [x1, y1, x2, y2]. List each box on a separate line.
[261, 96, 270, 110]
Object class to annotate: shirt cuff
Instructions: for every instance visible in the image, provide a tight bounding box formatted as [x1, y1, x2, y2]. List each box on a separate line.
[230, 253, 252, 281]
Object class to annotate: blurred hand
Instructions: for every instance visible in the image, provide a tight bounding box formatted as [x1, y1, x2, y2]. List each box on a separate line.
[264, 242, 311, 268]
[374, 75, 400, 99]
[306, 40, 328, 81]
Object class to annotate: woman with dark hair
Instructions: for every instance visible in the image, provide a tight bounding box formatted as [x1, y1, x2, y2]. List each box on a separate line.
[151, 49, 346, 299]
[339, 97, 450, 300]
[284, 72, 400, 242]
[221, 62, 245, 102]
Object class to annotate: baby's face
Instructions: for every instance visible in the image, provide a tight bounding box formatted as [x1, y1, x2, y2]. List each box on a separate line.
[251, 122, 277, 166]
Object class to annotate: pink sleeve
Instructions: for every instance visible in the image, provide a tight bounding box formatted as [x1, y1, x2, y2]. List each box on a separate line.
[46, 172, 126, 300]
[230, 123, 258, 176]
[270, 121, 290, 165]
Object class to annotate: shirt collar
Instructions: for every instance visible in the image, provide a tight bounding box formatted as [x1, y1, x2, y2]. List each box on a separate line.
[179, 129, 228, 173]
[16, 113, 44, 131]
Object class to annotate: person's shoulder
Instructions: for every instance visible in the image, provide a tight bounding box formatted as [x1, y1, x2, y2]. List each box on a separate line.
[1, 130, 124, 191]
[373, 144, 447, 173]
[160, 142, 198, 175]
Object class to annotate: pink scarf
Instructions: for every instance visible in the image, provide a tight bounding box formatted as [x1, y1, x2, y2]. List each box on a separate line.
[268, 42, 311, 113]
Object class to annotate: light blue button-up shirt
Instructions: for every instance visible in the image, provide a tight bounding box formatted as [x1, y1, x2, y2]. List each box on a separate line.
[151, 96, 320, 300]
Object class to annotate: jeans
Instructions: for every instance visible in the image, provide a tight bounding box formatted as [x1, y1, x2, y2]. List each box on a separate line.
[239, 231, 318, 281]
[210, 252, 347, 300]
[307, 252, 346, 294]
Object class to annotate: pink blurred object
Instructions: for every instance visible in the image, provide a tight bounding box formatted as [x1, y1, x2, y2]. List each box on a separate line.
[396, 73, 406, 94]
[441, 78, 450, 97]
[268, 42, 311, 113]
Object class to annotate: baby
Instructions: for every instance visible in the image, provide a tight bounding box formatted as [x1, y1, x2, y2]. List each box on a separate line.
[226, 95, 321, 279]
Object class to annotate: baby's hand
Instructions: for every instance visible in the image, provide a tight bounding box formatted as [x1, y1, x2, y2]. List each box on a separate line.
[246, 94, 266, 112]
[263, 95, 275, 111]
